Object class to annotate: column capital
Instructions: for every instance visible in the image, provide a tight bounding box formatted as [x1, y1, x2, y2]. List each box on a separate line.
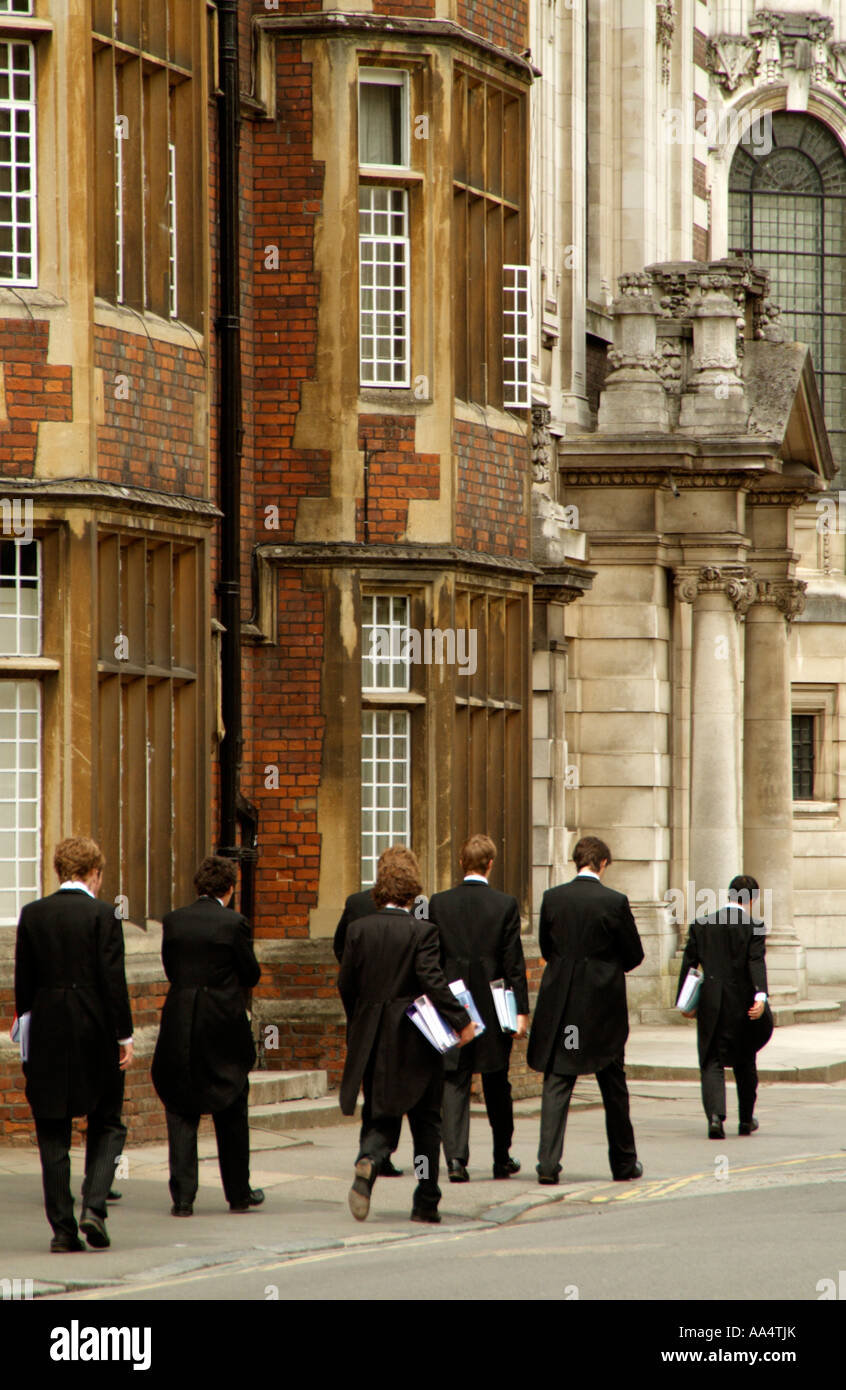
[673, 564, 755, 610]
[744, 577, 807, 623]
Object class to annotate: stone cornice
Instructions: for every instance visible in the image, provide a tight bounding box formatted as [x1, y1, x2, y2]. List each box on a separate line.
[257, 541, 542, 581]
[0, 477, 220, 520]
[254, 11, 538, 83]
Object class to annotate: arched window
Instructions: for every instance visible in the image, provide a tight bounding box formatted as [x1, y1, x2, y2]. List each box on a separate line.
[729, 113, 846, 474]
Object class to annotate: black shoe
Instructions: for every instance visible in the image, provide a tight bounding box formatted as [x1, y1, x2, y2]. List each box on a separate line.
[708, 1115, 726, 1140]
[613, 1161, 643, 1182]
[106, 1189, 122, 1201]
[380, 1158, 404, 1177]
[171, 1202, 193, 1217]
[410, 1208, 441, 1224]
[493, 1157, 521, 1179]
[79, 1209, 110, 1249]
[447, 1159, 469, 1183]
[349, 1158, 375, 1222]
[50, 1233, 86, 1253]
[537, 1172, 559, 1186]
[229, 1188, 265, 1213]
[738, 1117, 759, 1136]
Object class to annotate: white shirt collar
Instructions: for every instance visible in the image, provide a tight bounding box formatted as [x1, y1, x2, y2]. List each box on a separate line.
[577, 868, 601, 881]
[463, 874, 488, 883]
[384, 902, 410, 912]
[59, 879, 95, 899]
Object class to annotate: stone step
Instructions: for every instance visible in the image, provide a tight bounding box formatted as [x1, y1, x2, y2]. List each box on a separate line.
[248, 1095, 358, 1133]
[772, 999, 844, 1028]
[248, 1069, 327, 1104]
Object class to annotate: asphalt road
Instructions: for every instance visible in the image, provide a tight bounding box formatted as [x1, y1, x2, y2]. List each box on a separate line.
[34, 1079, 846, 1304]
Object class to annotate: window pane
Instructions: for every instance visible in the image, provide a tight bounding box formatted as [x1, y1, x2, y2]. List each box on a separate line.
[0, 679, 41, 924]
[0, 38, 36, 287]
[359, 79, 404, 166]
[360, 708, 409, 889]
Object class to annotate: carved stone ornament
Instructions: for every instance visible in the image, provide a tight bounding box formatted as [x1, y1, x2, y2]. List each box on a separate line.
[706, 35, 758, 94]
[617, 271, 655, 299]
[752, 11, 784, 85]
[656, 0, 676, 84]
[607, 348, 663, 375]
[754, 296, 786, 343]
[750, 578, 807, 622]
[673, 565, 755, 610]
[531, 404, 553, 486]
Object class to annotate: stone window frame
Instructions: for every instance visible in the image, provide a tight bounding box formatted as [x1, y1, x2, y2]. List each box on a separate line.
[452, 62, 529, 412]
[791, 683, 838, 810]
[0, 526, 60, 918]
[91, 0, 207, 328]
[359, 584, 427, 890]
[96, 527, 205, 926]
[356, 56, 426, 399]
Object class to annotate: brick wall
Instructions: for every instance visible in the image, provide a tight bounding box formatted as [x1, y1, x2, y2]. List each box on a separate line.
[0, 321, 73, 475]
[453, 419, 529, 556]
[247, 568, 325, 940]
[94, 328, 206, 496]
[357, 414, 440, 542]
[456, 0, 528, 56]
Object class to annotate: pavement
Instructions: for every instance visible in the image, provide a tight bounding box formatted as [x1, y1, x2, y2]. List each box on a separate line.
[624, 1015, 846, 1083]
[1, 1034, 844, 1301]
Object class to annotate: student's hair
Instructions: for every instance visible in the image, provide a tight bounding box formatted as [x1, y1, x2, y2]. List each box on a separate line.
[373, 847, 423, 908]
[573, 836, 612, 872]
[54, 837, 105, 883]
[459, 833, 496, 875]
[728, 874, 759, 905]
[194, 855, 238, 898]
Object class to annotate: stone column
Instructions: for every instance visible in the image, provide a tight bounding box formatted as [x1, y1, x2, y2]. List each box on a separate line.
[675, 566, 753, 909]
[742, 578, 808, 1000]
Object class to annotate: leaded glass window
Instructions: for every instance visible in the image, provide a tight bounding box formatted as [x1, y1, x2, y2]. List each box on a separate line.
[729, 114, 846, 475]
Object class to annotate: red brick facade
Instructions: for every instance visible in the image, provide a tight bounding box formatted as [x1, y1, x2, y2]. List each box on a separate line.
[94, 328, 207, 495]
[0, 321, 72, 475]
[453, 419, 530, 556]
[357, 414, 440, 542]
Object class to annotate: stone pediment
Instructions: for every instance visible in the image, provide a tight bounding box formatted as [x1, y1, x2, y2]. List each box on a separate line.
[743, 341, 835, 478]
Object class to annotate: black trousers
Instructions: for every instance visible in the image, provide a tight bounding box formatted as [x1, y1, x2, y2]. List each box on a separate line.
[701, 1047, 758, 1124]
[441, 1066, 514, 1165]
[357, 1069, 442, 1213]
[538, 1056, 638, 1180]
[34, 1071, 126, 1239]
[166, 1082, 251, 1209]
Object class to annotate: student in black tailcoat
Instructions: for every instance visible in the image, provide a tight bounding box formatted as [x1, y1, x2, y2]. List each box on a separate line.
[338, 846, 475, 1223]
[14, 837, 133, 1252]
[528, 836, 645, 1184]
[152, 855, 262, 1216]
[427, 832, 529, 1181]
[332, 845, 429, 1178]
[678, 874, 770, 1138]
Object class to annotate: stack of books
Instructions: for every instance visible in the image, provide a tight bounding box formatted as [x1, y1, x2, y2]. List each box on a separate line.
[490, 979, 518, 1033]
[406, 979, 485, 1053]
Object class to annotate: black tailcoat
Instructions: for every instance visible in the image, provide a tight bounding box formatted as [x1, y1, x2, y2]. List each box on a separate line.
[427, 880, 529, 1074]
[333, 888, 377, 963]
[152, 897, 261, 1116]
[527, 875, 644, 1076]
[14, 889, 133, 1120]
[677, 909, 768, 1067]
[338, 910, 471, 1116]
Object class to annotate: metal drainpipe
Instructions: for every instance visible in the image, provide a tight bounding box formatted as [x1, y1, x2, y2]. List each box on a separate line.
[215, 0, 258, 913]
